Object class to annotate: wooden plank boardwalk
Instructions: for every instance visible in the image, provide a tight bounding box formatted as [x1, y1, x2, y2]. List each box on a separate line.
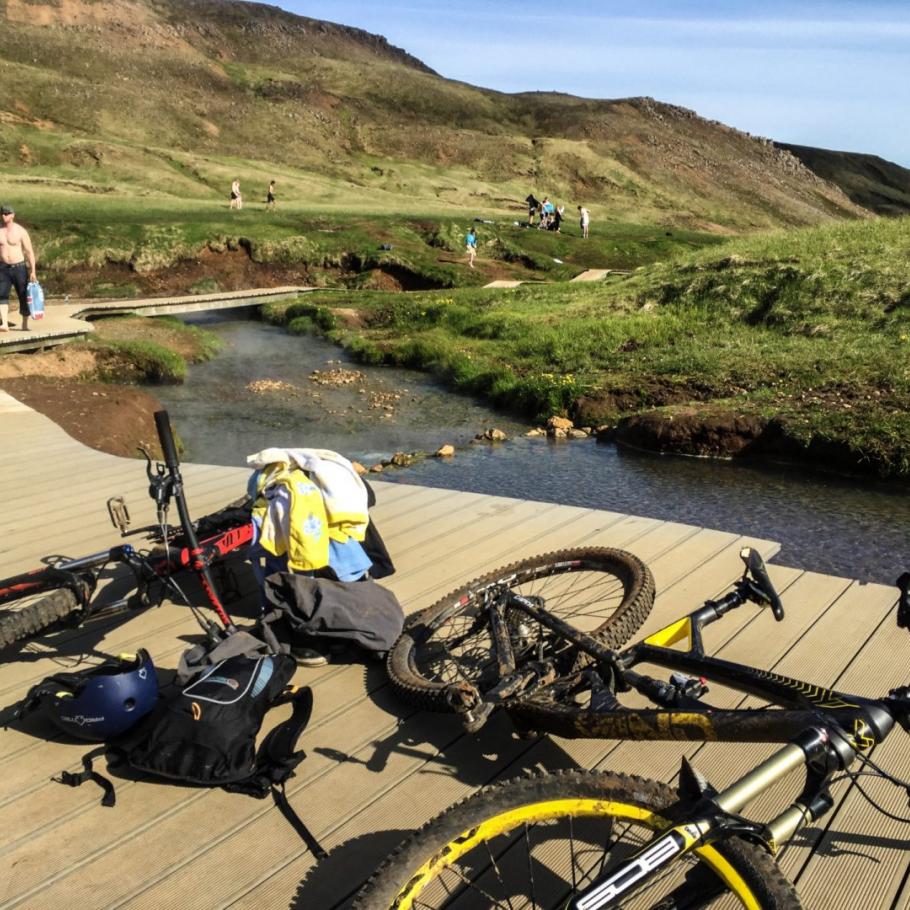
[0, 287, 308, 354]
[1, 390, 907, 909]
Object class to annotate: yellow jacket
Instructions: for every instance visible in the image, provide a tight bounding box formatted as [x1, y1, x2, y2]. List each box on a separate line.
[249, 448, 369, 573]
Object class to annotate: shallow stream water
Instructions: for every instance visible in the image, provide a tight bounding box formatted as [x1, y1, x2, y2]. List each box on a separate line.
[150, 312, 910, 586]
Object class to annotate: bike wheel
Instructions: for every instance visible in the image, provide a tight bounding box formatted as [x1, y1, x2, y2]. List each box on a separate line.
[353, 770, 802, 909]
[387, 548, 654, 712]
[0, 588, 80, 650]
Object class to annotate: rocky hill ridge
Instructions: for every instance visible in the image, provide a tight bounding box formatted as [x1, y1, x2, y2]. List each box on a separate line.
[0, 0, 874, 229]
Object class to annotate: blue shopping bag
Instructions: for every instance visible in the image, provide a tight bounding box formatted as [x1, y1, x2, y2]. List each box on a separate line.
[26, 281, 44, 319]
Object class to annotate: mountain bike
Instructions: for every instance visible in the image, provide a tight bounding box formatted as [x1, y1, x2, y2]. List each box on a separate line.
[354, 547, 910, 908]
[0, 410, 252, 649]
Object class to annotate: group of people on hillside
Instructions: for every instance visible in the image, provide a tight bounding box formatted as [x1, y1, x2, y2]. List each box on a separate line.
[525, 194, 590, 238]
[464, 193, 592, 268]
[229, 179, 277, 211]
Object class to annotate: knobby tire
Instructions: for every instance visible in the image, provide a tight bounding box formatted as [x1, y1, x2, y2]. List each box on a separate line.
[0, 588, 81, 650]
[352, 769, 803, 909]
[0, 495, 252, 650]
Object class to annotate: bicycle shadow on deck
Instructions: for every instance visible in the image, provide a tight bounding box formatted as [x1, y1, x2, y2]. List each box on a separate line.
[296, 692, 588, 909]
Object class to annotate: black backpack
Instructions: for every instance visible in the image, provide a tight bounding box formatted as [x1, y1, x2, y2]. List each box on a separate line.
[54, 643, 326, 859]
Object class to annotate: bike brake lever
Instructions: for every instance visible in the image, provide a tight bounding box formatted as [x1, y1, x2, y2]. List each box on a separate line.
[740, 547, 784, 621]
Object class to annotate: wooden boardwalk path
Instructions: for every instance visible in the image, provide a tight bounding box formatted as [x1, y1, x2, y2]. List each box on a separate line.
[1, 391, 907, 909]
[0, 287, 308, 354]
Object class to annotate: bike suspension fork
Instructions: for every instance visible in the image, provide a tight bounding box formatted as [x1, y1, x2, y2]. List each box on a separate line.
[568, 728, 833, 910]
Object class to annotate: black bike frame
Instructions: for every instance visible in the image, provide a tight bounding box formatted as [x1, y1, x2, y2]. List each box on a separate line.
[489, 589, 894, 749]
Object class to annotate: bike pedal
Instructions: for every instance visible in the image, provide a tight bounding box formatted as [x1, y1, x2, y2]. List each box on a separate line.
[107, 496, 131, 534]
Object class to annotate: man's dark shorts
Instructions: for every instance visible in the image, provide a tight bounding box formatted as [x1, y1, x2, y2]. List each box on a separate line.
[0, 262, 28, 315]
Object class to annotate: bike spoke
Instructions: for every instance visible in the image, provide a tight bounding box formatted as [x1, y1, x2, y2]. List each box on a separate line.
[525, 822, 539, 910]
[569, 816, 578, 893]
[485, 841, 518, 910]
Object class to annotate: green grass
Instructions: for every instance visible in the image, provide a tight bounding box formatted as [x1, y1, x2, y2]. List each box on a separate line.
[264, 215, 910, 478]
[91, 339, 187, 383]
[87, 315, 223, 382]
[2, 182, 723, 295]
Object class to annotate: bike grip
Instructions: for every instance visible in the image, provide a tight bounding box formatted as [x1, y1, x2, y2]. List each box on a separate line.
[897, 572, 910, 629]
[741, 547, 785, 621]
[154, 410, 180, 469]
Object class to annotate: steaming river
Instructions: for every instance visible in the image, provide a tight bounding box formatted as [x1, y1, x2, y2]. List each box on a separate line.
[149, 312, 910, 586]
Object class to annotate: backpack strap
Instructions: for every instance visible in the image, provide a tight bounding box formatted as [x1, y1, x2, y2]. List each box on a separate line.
[257, 684, 314, 781]
[223, 685, 327, 859]
[52, 746, 117, 807]
[270, 779, 328, 860]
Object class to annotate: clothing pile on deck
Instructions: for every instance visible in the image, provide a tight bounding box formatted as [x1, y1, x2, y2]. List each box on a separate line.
[246, 447, 401, 652]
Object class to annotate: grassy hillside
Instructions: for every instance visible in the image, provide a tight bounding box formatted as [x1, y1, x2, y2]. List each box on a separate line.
[264, 215, 910, 478]
[778, 144, 910, 217]
[0, 0, 866, 245]
[21, 189, 724, 296]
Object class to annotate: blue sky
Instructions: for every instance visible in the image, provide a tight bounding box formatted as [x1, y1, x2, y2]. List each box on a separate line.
[280, 1, 909, 166]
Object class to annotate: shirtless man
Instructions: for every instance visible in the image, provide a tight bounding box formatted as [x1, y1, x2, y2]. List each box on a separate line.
[0, 205, 37, 332]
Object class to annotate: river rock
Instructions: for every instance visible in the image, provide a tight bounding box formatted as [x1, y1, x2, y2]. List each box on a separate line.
[369, 463, 384, 473]
[568, 428, 590, 439]
[549, 427, 568, 439]
[474, 427, 509, 442]
[547, 416, 574, 431]
[525, 428, 546, 437]
[435, 444, 455, 457]
[391, 452, 416, 466]
[350, 461, 367, 474]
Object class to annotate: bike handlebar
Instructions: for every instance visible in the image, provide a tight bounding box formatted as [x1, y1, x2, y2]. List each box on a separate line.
[740, 547, 784, 621]
[896, 572, 910, 629]
[154, 410, 180, 471]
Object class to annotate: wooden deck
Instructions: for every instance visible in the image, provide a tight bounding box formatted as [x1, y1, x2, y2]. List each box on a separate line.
[1, 390, 908, 909]
[0, 287, 308, 354]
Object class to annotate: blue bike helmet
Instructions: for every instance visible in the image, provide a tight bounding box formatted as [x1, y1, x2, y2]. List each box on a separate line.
[21, 650, 158, 741]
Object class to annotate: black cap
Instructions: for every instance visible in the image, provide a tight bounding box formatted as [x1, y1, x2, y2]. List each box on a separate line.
[0, 205, 14, 215]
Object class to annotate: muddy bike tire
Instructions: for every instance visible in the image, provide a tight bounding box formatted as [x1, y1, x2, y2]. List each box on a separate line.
[0, 588, 81, 650]
[386, 547, 655, 712]
[352, 769, 803, 910]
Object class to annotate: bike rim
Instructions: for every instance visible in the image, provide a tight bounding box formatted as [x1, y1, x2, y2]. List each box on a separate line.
[415, 559, 633, 689]
[392, 798, 763, 910]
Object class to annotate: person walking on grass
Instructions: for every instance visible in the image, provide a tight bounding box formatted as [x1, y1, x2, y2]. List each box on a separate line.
[266, 180, 276, 210]
[230, 178, 242, 210]
[466, 226, 478, 268]
[0, 204, 37, 333]
[578, 204, 590, 239]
